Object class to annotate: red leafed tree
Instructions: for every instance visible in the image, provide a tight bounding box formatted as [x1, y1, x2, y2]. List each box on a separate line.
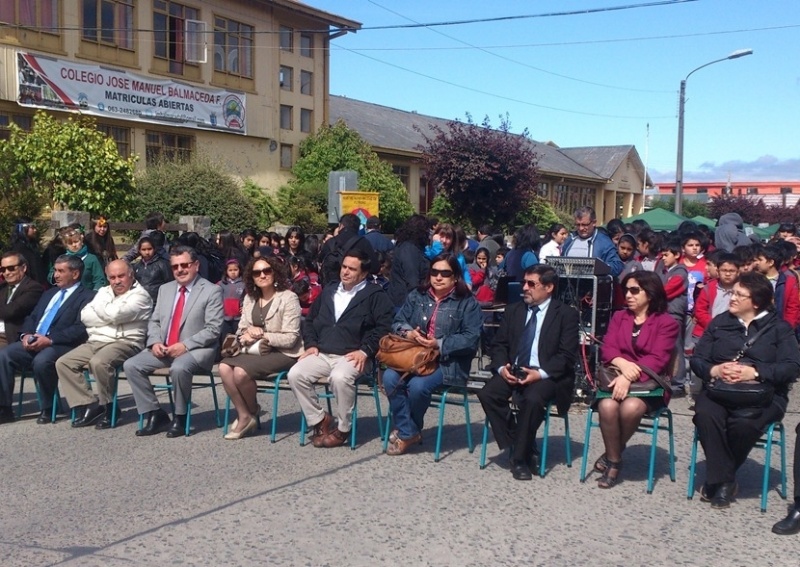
[417, 114, 539, 229]
[707, 195, 768, 224]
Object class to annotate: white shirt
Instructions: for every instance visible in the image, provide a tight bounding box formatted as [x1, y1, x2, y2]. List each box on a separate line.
[334, 279, 367, 321]
[498, 297, 552, 379]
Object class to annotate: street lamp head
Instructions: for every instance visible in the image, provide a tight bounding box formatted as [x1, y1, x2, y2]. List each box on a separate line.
[727, 48, 753, 60]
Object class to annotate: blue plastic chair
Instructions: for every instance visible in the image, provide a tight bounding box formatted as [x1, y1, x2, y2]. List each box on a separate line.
[479, 400, 572, 477]
[16, 371, 62, 423]
[579, 388, 676, 493]
[299, 369, 384, 450]
[135, 369, 222, 436]
[382, 384, 474, 462]
[223, 371, 290, 442]
[686, 421, 787, 512]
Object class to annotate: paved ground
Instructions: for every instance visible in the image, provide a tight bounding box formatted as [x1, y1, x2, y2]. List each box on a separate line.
[1, 376, 799, 567]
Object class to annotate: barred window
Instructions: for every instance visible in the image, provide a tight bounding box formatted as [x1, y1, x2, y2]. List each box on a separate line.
[145, 130, 194, 164]
[213, 15, 253, 78]
[97, 123, 131, 158]
[82, 0, 134, 49]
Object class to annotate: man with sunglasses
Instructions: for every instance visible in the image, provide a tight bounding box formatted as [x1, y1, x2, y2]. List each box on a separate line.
[477, 264, 579, 480]
[0, 252, 43, 349]
[123, 246, 223, 437]
[288, 248, 393, 448]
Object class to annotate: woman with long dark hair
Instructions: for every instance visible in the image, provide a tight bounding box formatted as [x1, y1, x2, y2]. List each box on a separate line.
[502, 224, 541, 281]
[382, 253, 482, 455]
[84, 217, 118, 266]
[387, 214, 431, 307]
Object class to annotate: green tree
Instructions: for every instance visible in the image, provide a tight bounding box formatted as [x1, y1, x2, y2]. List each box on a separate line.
[292, 121, 414, 232]
[276, 182, 329, 234]
[649, 197, 708, 219]
[132, 156, 258, 233]
[516, 196, 573, 234]
[0, 111, 136, 218]
[418, 114, 539, 229]
[242, 179, 281, 229]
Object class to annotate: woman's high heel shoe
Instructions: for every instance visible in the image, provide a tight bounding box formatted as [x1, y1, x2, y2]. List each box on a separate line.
[597, 460, 623, 488]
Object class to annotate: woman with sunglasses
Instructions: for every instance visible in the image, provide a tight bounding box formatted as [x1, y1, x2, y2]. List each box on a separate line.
[691, 271, 800, 510]
[218, 256, 303, 440]
[592, 270, 679, 488]
[382, 253, 482, 455]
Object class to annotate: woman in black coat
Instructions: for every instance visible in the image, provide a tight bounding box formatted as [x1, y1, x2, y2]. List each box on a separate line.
[387, 214, 429, 308]
[690, 271, 800, 510]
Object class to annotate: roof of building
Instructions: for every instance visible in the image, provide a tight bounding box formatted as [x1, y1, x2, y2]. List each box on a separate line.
[266, 0, 361, 30]
[559, 146, 637, 180]
[328, 95, 606, 182]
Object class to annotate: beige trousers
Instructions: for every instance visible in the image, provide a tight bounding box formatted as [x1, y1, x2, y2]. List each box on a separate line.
[287, 352, 360, 433]
[56, 341, 141, 407]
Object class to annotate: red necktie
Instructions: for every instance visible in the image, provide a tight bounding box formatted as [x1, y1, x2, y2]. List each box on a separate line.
[166, 286, 187, 346]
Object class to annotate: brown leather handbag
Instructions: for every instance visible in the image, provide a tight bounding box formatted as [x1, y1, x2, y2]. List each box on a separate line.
[376, 334, 439, 378]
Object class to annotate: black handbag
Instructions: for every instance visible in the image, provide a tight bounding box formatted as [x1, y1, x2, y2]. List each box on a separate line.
[704, 324, 774, 409]
[596, 363, 670, 393]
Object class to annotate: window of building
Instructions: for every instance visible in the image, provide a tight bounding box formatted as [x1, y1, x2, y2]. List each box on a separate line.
[82, 0, 134, 49]
[696, 187, 708, 194]
[747, 187, 758, 195]
[280, 105, 293, 130]
[153, 0, 199, 76]
[1, 0, 61, 50]
[781, 187, 793, 194]
[300, 108, 312, 133]
[722, 186, 732, 195]
[300, 70, 313, 95]
[536, 182, 549, 198]
[279, 25, 293, 52]
[97, 124, 131, 158]
[280, 144, 293, 169]
[300, 33, 313, 57]
[0, 113, 33, 140]
[145, 130, 194, 164]
[392, 165, 410, 189]
[279, 66, 293, 91]
[213, 16, 252, 78]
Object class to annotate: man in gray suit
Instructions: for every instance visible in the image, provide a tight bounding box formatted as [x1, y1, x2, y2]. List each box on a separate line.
[123, 246, 223, 437]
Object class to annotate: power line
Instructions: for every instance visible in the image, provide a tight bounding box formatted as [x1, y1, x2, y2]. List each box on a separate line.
[358, 0, 698, 30]
[366, 0, 672, 94]
[333, 44, 674, 120]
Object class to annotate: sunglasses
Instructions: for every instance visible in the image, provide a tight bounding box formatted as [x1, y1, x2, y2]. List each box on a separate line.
[252, 267, 274, 278]
[430, 268, 454, 278]
[625, 286, 642, 295]
[171, 262, 195, 271]
[523, 279, 543, 288]
[0, 264, 20, 273]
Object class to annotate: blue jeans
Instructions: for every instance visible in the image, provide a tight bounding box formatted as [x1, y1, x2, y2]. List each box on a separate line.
[383, 367, 444, 439]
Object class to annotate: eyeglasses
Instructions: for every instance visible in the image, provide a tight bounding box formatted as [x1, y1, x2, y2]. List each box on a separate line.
[719, 268, 738, 274]
[732, 290, 751, 300]
[170, 262, 195, 271]
[0, 264, 20, 273]
[523, 279, 543, 288]
[430, 268, 454, 278]
[252, 267, 274, 278]
[625, 286, 643, 295]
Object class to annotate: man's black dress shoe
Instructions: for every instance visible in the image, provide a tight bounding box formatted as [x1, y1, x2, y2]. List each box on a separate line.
[511, 460, 533, 481]
[95, 404, 118, 430]
[72, 404, 105, 428]
[772, 507, 800, 535]
[135, 409, 171, 436]
[36, 409, 53, 424]
[165, 414, 187, 438]
[0, 406, 15, 424]
[710, 481, 737, 509]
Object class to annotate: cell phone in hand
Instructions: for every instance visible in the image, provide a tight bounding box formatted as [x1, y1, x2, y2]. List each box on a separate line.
[27, 335, 36, 344]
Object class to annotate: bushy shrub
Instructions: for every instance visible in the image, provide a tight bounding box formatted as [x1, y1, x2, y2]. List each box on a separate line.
[276, 182, 329, 234]
[132, 157, 258, 233]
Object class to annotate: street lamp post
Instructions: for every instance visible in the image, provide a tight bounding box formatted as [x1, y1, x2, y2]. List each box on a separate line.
[674, 48, 753, 216]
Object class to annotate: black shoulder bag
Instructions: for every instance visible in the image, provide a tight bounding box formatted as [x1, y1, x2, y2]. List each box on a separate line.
[704, 323, 775, 410]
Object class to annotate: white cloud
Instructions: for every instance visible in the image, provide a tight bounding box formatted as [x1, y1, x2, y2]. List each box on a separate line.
[650, 155, 800, 183]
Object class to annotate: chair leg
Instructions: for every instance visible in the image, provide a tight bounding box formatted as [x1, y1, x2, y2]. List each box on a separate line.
[382, 408, 392, 453]
[762, 422, 775, 513]
[579, 409, 595, 482]
[299, 412, 307, 446]
[564, 413, 572, 468]
[209, 373, 222, 427]
[687, 427, 699, 499]
[16, 371, 26, 418]
[479, 416, 490, 469]
[269, 376, 282, 443]
[779, 422, 788, 499]
[372, 382, 384, 441]
[223, 396, 232, 436]
[434, 388, 449, 462]
[350, 390, 358, 450]
[184, 389, 192, 436]
[463, 390, 473, 453]
[110, 368, 120, 428]
[540, 407, 551, 478]
[666, 409, 676, 482]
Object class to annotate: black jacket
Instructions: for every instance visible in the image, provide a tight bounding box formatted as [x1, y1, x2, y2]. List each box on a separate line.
[133, 256, 174, 303]
[0, 276, 44, 341]
[303, 281, 393, 358]
[21, 285, 96, 346]
[690, 310, 800, 400]
[319, 229, 379, 284]
[387, 241, 429, 307]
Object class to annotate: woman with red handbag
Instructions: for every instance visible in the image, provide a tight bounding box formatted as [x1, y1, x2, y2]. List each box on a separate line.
[381, 254, 482, 455]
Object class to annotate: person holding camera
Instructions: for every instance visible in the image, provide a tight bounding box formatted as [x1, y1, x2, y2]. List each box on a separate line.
[477, 264, 579, 480]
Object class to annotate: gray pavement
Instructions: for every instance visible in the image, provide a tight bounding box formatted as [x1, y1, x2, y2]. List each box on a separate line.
[1, 377, 798, 567]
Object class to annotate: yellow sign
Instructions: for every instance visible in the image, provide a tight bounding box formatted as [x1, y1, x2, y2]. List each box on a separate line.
[340, 191, 380, 226]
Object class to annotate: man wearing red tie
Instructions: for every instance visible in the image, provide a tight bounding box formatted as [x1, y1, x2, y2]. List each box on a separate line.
[123, 246, 223, 437]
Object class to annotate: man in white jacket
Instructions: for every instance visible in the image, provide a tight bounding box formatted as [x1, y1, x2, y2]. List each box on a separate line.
[56, 260, 153, 429]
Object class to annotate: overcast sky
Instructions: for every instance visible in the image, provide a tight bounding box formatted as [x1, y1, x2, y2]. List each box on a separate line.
[312, 0, 800, 184]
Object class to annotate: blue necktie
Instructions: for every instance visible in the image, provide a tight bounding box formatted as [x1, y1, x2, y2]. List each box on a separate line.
[37, 289, 67, 336]
[516, 306, 539, 367]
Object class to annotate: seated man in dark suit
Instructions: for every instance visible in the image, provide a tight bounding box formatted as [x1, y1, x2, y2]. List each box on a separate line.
[0, 252, 44, 348]
[477, 264, 579, 480]
[0, 255, 95, 424]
